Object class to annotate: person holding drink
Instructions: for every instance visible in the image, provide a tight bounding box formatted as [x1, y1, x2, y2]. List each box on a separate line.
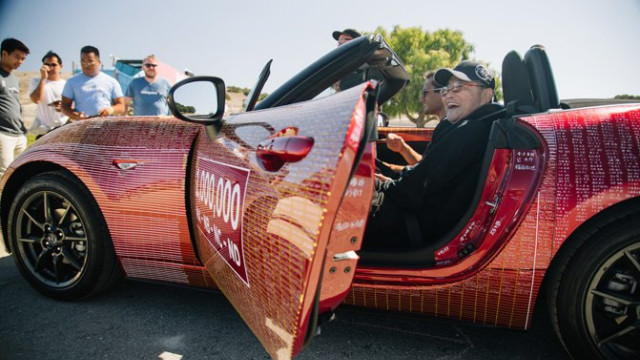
[29, 50, 68, 137]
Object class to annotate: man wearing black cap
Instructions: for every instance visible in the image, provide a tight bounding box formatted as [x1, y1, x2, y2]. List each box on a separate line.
[332, 28, 361, 46]
[330, 28, 364, 92]
[364, 60, 503, 250]
[330, 28, 384, 92]
[434, 61, 496, 124]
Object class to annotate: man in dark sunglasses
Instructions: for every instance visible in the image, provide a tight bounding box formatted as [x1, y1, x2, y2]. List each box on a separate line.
[28, 51, 68, 137]
[380, 71, 448, 174]
[421, 71, 447, 125]
[125, 54, 171, 116]
[365, 61, 502, 250]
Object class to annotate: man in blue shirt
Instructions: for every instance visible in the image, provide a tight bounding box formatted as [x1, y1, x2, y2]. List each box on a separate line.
[125, 55, 171, 116]
[61, 45, 125, 120]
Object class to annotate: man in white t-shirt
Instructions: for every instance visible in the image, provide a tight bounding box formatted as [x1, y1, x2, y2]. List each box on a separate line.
[29, 51, 68, 136]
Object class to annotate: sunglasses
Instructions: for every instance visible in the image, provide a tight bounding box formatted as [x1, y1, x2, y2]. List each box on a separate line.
[144, 63, 158, 68]
[421, 88, 440, 98]
[437, 81, 488, 96]
[44, 63, 59, 67]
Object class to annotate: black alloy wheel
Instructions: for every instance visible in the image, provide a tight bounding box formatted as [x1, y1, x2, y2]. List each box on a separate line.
[551, 214, 640, 360]
[585, 242, 640, 359]
[8, 171, 121, 300]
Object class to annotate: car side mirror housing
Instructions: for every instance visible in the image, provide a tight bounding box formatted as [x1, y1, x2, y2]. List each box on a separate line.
[168, 76, 226, 125]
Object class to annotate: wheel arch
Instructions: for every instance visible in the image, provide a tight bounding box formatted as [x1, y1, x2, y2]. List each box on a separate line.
[540, 196, 640, 310]
[5, 164, 122, 299]
[1, 162, 86, 253]
[538, 196, 640, 359]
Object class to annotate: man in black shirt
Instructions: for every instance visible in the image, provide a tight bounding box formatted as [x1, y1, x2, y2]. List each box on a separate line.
[0, 38, 30, 178]
[365, 61, 502, 249]
[377, 71, 448, 175]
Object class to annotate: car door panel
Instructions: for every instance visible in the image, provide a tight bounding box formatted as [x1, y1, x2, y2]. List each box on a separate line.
[190, 84, 375, 358]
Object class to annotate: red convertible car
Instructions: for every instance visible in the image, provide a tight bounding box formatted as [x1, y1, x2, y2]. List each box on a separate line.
[1, 35, 638, 360]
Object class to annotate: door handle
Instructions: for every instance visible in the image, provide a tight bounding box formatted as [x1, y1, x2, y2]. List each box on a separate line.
[256, 136, 314, 171]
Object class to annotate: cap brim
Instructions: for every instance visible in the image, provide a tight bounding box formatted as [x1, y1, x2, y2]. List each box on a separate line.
[434, 68, 474, 86]
[332, 31, 342, 40]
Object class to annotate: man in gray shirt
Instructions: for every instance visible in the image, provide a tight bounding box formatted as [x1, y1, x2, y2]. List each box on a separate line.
[0, 38, 30, 177]
[125, 54, 171, 116]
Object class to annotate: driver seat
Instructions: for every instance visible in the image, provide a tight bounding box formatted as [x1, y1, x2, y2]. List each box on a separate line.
[501, 45, 560, 115]
[524, 45, 560, 112]
[502, 50, 537, 115]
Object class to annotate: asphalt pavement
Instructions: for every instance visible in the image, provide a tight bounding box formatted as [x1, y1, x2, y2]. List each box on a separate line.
[0, 247, 569, 360]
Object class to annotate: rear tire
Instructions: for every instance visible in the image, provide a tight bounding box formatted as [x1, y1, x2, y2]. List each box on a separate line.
[7, 171, 121, 300]
[549, 215, 640, 359]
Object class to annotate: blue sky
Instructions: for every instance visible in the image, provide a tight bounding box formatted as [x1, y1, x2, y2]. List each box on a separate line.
[1, 0, 638, 99]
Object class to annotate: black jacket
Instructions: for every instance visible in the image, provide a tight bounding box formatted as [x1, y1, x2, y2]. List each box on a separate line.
[365, 103, 504, 248]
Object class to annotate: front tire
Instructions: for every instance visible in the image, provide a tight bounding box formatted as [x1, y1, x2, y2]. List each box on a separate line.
[7, 171, 121, 300]
[550, 215, 640, 359]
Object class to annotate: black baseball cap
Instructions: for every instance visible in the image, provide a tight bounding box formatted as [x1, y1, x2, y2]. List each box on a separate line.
[434, 61, 495, 89]
[332, 28, 361, 40]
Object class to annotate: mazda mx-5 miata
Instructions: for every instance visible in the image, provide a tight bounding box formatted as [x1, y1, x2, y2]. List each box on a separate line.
[1, 35, 638, 360]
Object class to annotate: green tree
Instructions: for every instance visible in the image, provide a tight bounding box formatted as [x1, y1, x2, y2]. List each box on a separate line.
[175, 102, 196, 114]
[614, 94, 640, 100]
[370, 26, 501, 127]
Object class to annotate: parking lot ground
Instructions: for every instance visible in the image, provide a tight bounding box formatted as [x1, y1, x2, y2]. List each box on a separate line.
[0, 250, 568, 360]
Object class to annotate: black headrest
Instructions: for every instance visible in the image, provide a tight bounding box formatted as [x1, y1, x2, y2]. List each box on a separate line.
[524, 45, 559, 111]
[501, 50, 536, 115]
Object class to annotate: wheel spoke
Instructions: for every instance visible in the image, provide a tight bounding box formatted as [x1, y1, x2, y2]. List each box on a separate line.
[61, 247, 83, 271]
[18, 235, 39, 244]
[52, 254, 64, 283]
[21, 208, 45, 231]
[34, 248, 54, 273]
[624, 249, 640, 276]
[56, 203, 72, 226]
[597, 320, 639, 348]
[43, 192, 51, 222]
[64, 236, 88, 242]
[591, 289, 638, 307]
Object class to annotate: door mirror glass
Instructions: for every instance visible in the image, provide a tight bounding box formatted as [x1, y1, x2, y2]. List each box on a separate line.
[168, 76, 226, 124]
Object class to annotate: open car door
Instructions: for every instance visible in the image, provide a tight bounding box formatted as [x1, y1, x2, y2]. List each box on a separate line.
[189, 84, 377, 358]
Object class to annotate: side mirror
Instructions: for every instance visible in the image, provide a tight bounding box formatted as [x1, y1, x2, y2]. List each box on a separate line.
[168, 76, 226, 124]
